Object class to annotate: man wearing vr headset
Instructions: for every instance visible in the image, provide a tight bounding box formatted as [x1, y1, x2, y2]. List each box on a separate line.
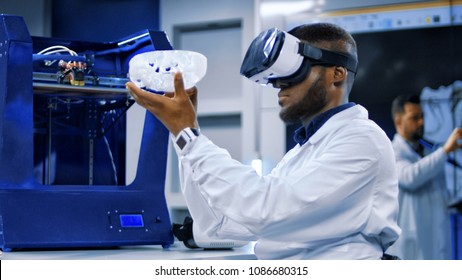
[126, 23, 400, 260]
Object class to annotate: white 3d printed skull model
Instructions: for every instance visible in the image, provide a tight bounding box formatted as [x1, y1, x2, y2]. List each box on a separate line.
[128, 50, 207, 92]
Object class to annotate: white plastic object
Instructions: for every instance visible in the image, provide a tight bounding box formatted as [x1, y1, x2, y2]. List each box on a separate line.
[128, 50, 207, 92]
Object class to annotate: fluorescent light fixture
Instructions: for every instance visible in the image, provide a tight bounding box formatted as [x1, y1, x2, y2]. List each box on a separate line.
[260, 1, 316, 17]
[118, 32, 149, 46]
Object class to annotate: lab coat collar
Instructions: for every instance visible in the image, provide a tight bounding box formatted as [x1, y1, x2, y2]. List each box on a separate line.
[293, 102, 356, 146]
[307, 104, 368, 145]
[392, 133, 423, 159]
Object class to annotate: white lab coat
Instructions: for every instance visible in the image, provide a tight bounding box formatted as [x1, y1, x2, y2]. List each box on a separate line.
[386, 134, 451, 259]
[174, 105, 400, 259]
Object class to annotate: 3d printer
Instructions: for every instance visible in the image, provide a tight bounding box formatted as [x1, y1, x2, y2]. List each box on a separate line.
[0, 14, 174, 251]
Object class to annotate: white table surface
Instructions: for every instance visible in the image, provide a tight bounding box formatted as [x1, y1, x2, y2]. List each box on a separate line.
[0, 241, 257, 260]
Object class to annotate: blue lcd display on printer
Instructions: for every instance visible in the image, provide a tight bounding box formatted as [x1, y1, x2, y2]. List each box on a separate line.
[119, 214, 145, 228]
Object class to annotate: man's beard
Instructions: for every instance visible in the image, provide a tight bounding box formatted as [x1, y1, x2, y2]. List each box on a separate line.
[279, 76, 328, 124]
[412, 126, 424, 141]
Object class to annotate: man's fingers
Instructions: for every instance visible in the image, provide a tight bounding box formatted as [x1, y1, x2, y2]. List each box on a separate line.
[126, 74, 198, 135]
[126, 82, 149, 99]
[164, 92, 174, 98]
[126, 82, 166, 110]
[126, 73, 194, 114]
[173, 72, 187, 99]
[186, 86, 197, 96]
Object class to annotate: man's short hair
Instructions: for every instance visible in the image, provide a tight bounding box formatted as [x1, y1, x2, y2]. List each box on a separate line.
[391, 94, 421, 119]
[288, 22, 357, 56]
[288, 23, 358, 94]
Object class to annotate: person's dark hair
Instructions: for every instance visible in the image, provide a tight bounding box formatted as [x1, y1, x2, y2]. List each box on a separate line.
[288, 23, 358, 94]
[391, 94, 421, 119]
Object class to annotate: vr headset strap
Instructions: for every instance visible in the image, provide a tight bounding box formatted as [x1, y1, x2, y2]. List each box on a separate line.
[299, 43, 358, 73]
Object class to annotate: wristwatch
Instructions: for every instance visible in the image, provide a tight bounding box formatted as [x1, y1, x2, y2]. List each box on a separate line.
[175, 127, 200, 150]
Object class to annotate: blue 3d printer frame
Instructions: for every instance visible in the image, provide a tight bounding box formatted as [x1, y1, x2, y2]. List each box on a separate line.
[0, 14, 174, 251]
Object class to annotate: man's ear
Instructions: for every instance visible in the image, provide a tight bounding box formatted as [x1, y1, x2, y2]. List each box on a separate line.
[333, 66, 347, 81]
[394, 115, 402, 128]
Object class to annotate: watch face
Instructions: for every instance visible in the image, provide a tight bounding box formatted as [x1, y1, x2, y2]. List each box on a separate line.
[176, 128, 200, 150]
[176, 135, 187, 150]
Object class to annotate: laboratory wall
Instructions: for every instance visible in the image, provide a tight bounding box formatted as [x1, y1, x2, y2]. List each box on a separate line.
[0, 0, 51, 36]
[159, 0, 259, 223]
[351, 26, 461, 139]
[51, 0, 160, 42]
[0, 0, 160, 41]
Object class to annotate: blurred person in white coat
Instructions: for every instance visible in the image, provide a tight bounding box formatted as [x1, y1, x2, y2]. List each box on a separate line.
[388, 94, 462, 259]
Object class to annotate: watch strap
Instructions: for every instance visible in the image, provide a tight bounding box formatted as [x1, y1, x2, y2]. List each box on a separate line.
[175, 127, 200, 150]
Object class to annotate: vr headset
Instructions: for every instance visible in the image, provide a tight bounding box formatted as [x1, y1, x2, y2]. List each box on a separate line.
[240, 27, 358, 88]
